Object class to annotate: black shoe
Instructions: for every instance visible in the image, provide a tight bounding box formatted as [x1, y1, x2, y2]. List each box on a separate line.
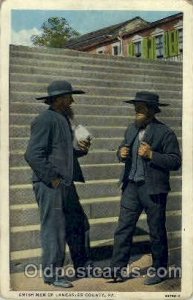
[52, 278, 73, 288]
[108, 268, 128, 283]
[144, 270, 167, 285]
[113, 274, 126, 283]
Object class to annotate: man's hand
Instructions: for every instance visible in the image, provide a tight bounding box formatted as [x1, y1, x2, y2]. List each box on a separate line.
[78, 138, 91, 152]
[119, 146, 130, 159]
[138, 142, 153, 159]
[51, 178, 62, 189]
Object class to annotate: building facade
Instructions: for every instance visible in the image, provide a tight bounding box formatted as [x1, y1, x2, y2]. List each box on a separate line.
[66, 13, 183, 62]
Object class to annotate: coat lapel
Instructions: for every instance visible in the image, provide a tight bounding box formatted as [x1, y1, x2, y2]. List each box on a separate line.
[126, 124, 140, 146]
[143, 118, 159, 146]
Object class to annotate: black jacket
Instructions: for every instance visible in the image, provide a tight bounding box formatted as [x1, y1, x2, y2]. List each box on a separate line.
[118, 118, 181, 194]
[24, 108, 86, 187]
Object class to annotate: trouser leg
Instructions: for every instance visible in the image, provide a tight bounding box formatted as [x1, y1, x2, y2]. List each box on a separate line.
[64, 184, 91, 270]
[139, 186, 168, 270]
[110, 182, 143, 273]
[33, 182, 67, 283]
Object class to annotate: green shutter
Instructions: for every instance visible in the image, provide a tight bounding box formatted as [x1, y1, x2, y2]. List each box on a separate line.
[149, 37, 156, 60]
[164, 31, 169, 58]
[175, 30, 179, 55]
[143, 38, 148, 59]
[168, 31, 173, 56]
[128, 42, 134, 57]
[153, 37, 156, 59]
[168, 30, 178, 56]
[148, 37, 153, 59]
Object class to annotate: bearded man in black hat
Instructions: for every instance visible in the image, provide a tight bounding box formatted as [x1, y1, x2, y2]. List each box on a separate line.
[110, 91, 181, 285]
[25, 80, 92, 288]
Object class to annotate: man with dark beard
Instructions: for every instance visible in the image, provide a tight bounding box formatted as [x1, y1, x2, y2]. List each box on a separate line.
[110, 91, 181, 285]
[25, 80, 92, 288]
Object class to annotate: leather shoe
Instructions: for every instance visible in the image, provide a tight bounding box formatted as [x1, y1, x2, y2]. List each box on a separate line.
[113, 274, 126, 283]
[52, 278, 73, 288]
[144, 272, 167, 285]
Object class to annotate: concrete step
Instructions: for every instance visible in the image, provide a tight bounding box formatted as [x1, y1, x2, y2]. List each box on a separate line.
[10, 150, 118, 167]
[10, 45, 182, 68]
[10, 63, 182, 85]
[10, 51, 182, 73]
[10, 231, 181, 274]
[10, 124, 182, 140]
[10, 210, 181, 251]
[10, 92, 183, 106]
[10, 74, 182, 92]
[10, 163, 125, 185]
[10, 177, 181, 205]
[10, 102, 182, 118]
[10, 114, 182, 127]
[9, 132, 182, 152]
[9, 164, 182, 185]
[9, 125, 126, 139]
[10, 192, 182, 227]
[10, 230, 181, 273]
[10, 180, 121, 205]
[10, 82, 182, 98]
[9, 137, 123, 152]
[10, 65, 182, 84]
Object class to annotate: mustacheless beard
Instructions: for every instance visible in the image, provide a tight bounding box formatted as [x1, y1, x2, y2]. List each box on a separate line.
[63, 107, 74, 120]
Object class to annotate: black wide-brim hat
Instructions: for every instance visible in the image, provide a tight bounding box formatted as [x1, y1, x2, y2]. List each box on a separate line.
[36, 80, 85, 100]
[124, 91, 169, 108]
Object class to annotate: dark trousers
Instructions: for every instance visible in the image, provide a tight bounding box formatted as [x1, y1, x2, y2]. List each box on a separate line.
[33, 181, 90, 283]
[111, 181, 168, 271]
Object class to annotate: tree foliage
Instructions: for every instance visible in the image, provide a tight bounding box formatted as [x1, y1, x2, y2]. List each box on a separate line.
[31, 17, 80, 48]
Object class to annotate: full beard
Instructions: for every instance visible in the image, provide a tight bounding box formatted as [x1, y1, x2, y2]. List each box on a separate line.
[63, 107, 74, 120]
[134, 115, 152, 129]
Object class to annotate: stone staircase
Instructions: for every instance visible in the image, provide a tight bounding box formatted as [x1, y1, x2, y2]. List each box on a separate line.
[9, 45, 182, 273]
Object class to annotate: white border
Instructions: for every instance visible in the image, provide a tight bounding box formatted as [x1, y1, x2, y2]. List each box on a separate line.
[1, 0, 193, 299]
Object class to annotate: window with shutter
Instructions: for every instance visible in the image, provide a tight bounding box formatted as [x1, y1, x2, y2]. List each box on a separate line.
[155, 34, 164, 58]
[177, 28, 183, 53]
[134, 41, 142, 57]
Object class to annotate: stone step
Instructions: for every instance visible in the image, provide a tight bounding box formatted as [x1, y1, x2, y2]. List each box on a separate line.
[9, 163, 124, 185]
[10, 64, 182, 84]
[10, 45, 182, 68]
[10, 102, 182, 118]
[10, 210, 181, 251]
[10, 92, 183, 105]
[9, 124, 182, 140]
[10, 192, 182, 227]
[10, 51, 182, 73]
[9, 137, 122, 152]
[9, 180, 121, 205]
[10, 177, 181, 205]
[10, 114, 182, 127]
[10, 230, 181, 273]
[10, 134, 182, 155]
[10, 74, 182, 92]
[10, 82, 182, 97]
[10, 63, 181, 85]
[9, 164, 182, 185]
[10, 149, 118, 167]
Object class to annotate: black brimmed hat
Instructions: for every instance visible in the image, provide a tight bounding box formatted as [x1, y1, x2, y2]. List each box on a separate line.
[124, 91, 169, 110]
[36, 80, 85, 100]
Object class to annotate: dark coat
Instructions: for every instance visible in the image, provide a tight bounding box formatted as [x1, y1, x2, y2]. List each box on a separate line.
[24, 108, 86, 187]
[118, 118, 181, 194]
